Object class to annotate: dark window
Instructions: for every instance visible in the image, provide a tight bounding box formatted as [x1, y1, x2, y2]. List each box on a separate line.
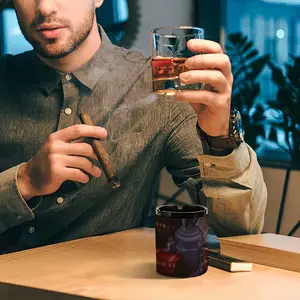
[1, 9, 32, 55]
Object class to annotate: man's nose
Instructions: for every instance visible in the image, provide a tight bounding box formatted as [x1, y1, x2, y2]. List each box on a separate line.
[36, 0, 57, 17]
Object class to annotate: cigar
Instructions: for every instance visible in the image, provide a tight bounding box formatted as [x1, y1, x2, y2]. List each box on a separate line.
[79, 112, 120, 189]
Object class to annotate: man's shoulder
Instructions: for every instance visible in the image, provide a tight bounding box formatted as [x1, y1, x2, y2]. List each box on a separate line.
[112, 45, 151, 70]
[113, 45, 149, 60]
[0, 50, 34, 77]
[107, 45, 152, 92]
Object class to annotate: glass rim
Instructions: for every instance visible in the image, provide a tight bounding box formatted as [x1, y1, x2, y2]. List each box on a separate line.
[151, 26, 205, 38]
[155, 204, 208, 218]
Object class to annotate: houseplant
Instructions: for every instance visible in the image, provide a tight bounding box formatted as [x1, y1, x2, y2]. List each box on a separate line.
[226, 32, 270, 149]
[267, 55, 300, 162]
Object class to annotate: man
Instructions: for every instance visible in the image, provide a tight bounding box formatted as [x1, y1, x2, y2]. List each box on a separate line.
[0, 0, 267, 254]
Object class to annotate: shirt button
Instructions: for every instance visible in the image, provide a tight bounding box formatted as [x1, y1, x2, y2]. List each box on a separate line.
[56, 197, 64, 204]
[28, 226, 35, 234]
[204, 162, 212, 168]
[64, 108, 72, 115]
[65, 74, 72, 81]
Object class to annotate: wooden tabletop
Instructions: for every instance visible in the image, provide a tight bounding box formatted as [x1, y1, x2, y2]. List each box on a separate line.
[0, 228, 300, 300]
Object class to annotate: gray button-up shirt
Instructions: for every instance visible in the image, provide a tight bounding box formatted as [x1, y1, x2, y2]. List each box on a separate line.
[0, 28, 267, 254]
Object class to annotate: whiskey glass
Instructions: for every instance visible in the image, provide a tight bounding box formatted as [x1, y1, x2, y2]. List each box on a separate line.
[151, 26, 205, 96]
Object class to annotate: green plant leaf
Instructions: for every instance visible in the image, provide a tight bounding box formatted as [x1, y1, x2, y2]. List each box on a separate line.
[247, 83, 260, 107]
[252, 104, 266, 122]
[269, 127, 278, 143]
[267, 121, 285, 129]
[248, 54, 270, 79]
[225, 45, 235, 51]
[266, 101, 278, 109]
[255, 124, 266, 139]
[229, 33, 242, 45]
[294, 56, 300, 70]
[276, 88, 293, 110]
[231, 91, 244, 110]
[244, 49, 259, 61]
[286, 58, 300, 88]
[268, 62, 286, 87]
[239, 35, 249, 49]
[241, 40, 254, 55]
[232, 65, 246, 80]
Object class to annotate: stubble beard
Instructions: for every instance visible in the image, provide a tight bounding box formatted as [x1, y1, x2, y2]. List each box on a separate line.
[19, 10, 95, 59]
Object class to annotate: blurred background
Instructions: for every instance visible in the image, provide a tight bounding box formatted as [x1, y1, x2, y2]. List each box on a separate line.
[0, 0, 299, 237]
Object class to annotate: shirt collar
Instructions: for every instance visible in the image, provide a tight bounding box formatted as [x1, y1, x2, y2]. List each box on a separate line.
[32, 25, 114, 96]
[32, 52, 62, 96]
[73, 26, 114, 90]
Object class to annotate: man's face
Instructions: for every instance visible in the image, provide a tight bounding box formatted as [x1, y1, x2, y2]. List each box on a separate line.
[13, 0, 103, 59]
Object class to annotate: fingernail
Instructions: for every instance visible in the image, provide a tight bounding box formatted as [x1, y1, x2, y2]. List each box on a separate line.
[180, 72, 190, 81]
[99, 127, 107, 137]
[96, 167, 101, 178]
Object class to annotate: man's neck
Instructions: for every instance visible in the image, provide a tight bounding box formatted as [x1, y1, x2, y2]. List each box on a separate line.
[37, 21, 101, 73]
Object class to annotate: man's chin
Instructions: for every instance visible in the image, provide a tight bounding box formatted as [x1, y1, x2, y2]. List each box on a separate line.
[34, 44, 75, 59]
[37, 51, 72, 59]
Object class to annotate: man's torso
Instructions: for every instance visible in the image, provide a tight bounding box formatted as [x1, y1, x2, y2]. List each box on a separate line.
[0, 41, 200, 253]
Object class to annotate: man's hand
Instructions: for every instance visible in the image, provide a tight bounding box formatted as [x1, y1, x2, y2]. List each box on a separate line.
[176, 39, 233, 137]
[17, 124, 107, 201]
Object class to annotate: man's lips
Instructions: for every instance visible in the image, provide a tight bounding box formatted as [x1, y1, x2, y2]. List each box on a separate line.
[36, 23, 65, 30]
[36, 23, 66, 39]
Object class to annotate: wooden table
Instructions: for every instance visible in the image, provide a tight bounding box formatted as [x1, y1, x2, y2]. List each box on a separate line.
[0, 228, 299, 300]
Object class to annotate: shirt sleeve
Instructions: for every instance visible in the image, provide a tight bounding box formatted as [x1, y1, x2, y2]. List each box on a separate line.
[164, 102, 267, 237]
[197, 143, 267, 237]
[0, 164, 35, 234]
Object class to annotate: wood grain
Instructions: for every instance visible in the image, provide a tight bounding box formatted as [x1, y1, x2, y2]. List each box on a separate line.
[0, 228, 300, 300]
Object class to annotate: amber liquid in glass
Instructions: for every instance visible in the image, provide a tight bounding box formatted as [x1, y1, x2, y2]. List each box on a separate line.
[152, 57, 203, 95]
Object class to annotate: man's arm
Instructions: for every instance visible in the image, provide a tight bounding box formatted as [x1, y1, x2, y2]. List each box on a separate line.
[165, 102, 267, 237]
[0, 54, 36, 234]
[0, 164, 35, 234]
[197, 143, 267, 236]
[0, 124, 107, 235]
[164, 38, 267, 236]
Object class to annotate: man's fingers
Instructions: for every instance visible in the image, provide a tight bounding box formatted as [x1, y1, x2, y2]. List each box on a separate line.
[185, 53, 232, 78]
[187, 39, 223, 54]
[63, 168, 91, 184]
[179, 70, 227, 93]
[63, 156, 101, 178]
[176, 90, 228, 108]
[65, 142, 98, 160]
[51, 124, 107, 142]
[71, 137, 91, 144]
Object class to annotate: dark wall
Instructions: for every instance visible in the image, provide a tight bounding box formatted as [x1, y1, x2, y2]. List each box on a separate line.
[194, 0, 223, 42]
